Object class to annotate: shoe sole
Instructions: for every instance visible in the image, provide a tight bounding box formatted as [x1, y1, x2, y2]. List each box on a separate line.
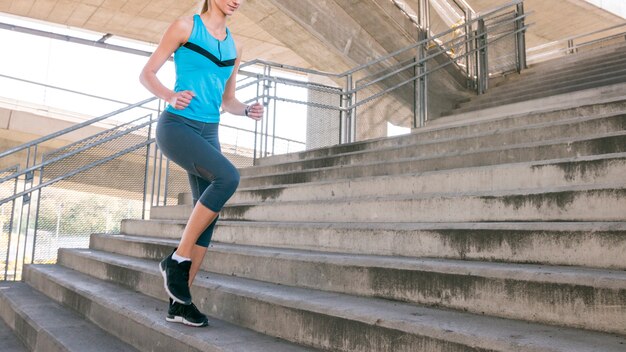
[159, 260, 191, 305]
[166, 315, 209, 327]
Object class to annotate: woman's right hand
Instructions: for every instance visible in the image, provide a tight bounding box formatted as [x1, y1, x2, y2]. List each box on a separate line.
[168, 90, 195, 110]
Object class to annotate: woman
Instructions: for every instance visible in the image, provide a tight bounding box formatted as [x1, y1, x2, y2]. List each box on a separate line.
[139, 0, 263, 327]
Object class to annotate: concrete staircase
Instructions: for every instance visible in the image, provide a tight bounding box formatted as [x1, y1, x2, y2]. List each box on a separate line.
[2, 52, 626, 352]
[442, 40, 626, 117]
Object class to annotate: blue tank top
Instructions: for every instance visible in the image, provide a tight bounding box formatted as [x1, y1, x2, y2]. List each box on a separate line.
[165, 14, 237, 123]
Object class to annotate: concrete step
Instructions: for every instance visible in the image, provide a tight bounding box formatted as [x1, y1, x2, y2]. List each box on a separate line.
[492, 54, 626, 89]
[437, 82, 626, 122]
[50, 249, 626, 352]
[478, 62, 626, 103]
[120, 220, 626, 270]
[0, 315, 27, 352]
[240, 131, 626, 187]
[512, 45, 626, 82]
[152, 183, 626, 223]
[258, 100, 626, 167]
[245, 112, 626, 178]
[21, 265, 318, 352]
[229, 154, 626, 204]
[0, 282, 138, 352]
[89, 234, 626, 335]
[465, 67, 626, 106]
[490, 46, 626, 87]
[456, 72, 626, 113]
[523, 41, 626, 77]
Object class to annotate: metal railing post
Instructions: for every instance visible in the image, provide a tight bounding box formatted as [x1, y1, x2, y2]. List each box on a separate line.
[340, 75, 353, 144]
[163, 159, 170, 207]
[352, 88, 358, 143]
[262, 66, 272, 157]
[30, 164, 45, 265]
[515, 2, 527, 72]
[416, 28, 428, 127]
[567, 39, 576, 54]
[413, 57, 418, 128]
[477, 18, 488, 94]
[3, 179, 18, 280]
[253, 75, 261, 164]
[271, 84, 278, 155]
[415, 0, 428, 127]
[339, 80, 347, 144]
[347, 74, 355, 143]
[465, 9, 472, 88]
[142, 112, 154, 220]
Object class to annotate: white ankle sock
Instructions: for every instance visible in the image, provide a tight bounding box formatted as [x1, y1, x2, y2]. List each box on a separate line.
[172, 251, 191, 263]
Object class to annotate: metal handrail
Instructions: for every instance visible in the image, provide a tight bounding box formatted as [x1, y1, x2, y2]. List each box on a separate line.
[0, 73, 157, 110]
[528, 22, 626, 53]
[246, 16, 529, 115]
[451, 0, 475, 14]
[356, 14, 530, 88]
[525, 23, 626, 65]
[0, 114, 152, 188]
[239, 60, 339, 78]
[566, 33, 626, 52]
[475, 0, 522, 17]
[239, 0, 524, 81]
[0, 164, 19, 175]
[350, 15, 530, 95]
[0, 0, 526, 165]
[0, 97, 157, 159]
[41, 114, 151, 159]
[3, 139, 155, 207]
[245, 21, 529, 114]
[343, 24, 530, 111]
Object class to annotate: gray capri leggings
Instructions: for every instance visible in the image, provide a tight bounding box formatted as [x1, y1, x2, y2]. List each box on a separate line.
[155, 110, 240, 247]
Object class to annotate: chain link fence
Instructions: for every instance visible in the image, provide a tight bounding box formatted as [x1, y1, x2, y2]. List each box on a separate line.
[305, 83, 343, 150]
[31, 116, 152, 265]
[484, 9, 519, 75]
[0, 165, 18, 280]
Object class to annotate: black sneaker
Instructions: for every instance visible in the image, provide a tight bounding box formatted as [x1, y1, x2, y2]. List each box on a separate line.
[167, 299, 209, 327]
[159, 249, 192, 305]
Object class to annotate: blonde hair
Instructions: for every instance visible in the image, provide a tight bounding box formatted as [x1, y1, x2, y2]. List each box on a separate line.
[201, 0, 211, 14]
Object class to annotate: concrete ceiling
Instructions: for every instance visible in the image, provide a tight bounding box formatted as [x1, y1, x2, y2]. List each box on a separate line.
[0, 0, 312, 68]
[468, 0, 626, 49]
[0, 0, 623, 73]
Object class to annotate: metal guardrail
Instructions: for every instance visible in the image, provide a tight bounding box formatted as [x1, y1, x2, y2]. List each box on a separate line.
[527, 23, 626, 65]
[0, 72, 305, 280]
[242, 0, 528, 140]
[0, 0, 528, 280]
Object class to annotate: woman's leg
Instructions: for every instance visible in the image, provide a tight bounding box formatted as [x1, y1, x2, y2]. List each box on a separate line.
[185, 174, 218, 286]
[189, 244, 208, 286]
[156, 113, 239, 304]
[177, 200, 218, 258]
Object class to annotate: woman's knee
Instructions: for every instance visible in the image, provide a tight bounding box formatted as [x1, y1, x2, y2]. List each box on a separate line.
[222, 168, 240, 194]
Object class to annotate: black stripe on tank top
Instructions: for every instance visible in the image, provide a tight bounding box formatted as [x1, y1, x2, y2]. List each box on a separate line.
[183, 42, 236, 67]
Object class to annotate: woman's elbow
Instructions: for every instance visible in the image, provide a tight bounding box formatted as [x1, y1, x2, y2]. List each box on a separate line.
[138, 69, 148, 87]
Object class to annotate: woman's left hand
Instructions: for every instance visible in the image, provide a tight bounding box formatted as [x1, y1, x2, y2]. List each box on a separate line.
[246, 102, 264, 121]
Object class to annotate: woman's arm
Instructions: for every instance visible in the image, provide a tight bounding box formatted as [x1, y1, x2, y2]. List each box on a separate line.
[222, 43, 264, 120]
[139, 18, 195, 110]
